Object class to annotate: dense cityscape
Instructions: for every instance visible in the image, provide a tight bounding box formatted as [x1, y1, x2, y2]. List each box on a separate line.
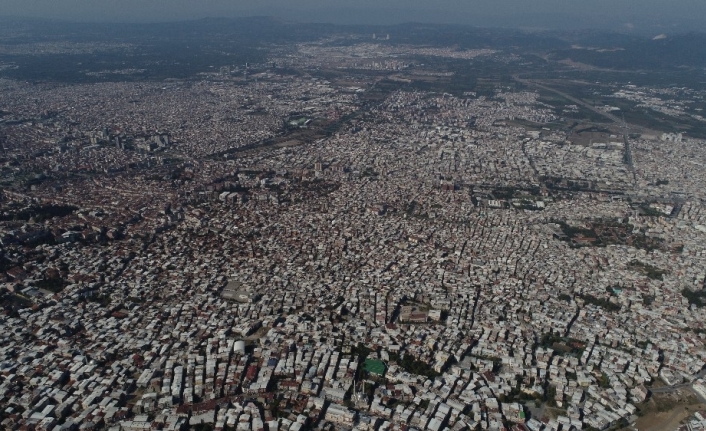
[2, 18, 706, 431]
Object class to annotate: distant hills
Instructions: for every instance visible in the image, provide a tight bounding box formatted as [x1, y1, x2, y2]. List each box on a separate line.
[550, 32, 706, 70]
[0, 16, 704, 82]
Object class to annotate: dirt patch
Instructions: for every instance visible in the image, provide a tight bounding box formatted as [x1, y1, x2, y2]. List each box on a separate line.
[542, 407, 568, 421]
[245, 325, 270, 341]
[552, 342, 573, 354]
[635, 390, 704, 431]
[649, 378, 668, 389]
[637, 403, 702, 431]
[568, 125, 621, 146]
[274, 140, 303, 148]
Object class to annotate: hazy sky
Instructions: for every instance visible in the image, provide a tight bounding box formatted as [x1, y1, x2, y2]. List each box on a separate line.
[1, 0, 705, 29]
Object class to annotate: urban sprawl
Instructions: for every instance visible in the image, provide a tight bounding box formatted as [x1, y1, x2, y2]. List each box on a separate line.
[2, 37, 706, 431]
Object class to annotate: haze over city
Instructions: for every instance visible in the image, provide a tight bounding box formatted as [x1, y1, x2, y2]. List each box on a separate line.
[1, 2, 706, 431]
[1, 0, 706, 31]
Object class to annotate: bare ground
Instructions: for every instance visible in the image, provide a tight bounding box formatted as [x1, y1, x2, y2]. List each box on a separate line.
[633, 390, 704, 431]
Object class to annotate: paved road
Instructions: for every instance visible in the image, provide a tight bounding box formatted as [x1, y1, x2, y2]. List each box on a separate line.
[650, 369, 706, 394]
[651, 383, 693, 394]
